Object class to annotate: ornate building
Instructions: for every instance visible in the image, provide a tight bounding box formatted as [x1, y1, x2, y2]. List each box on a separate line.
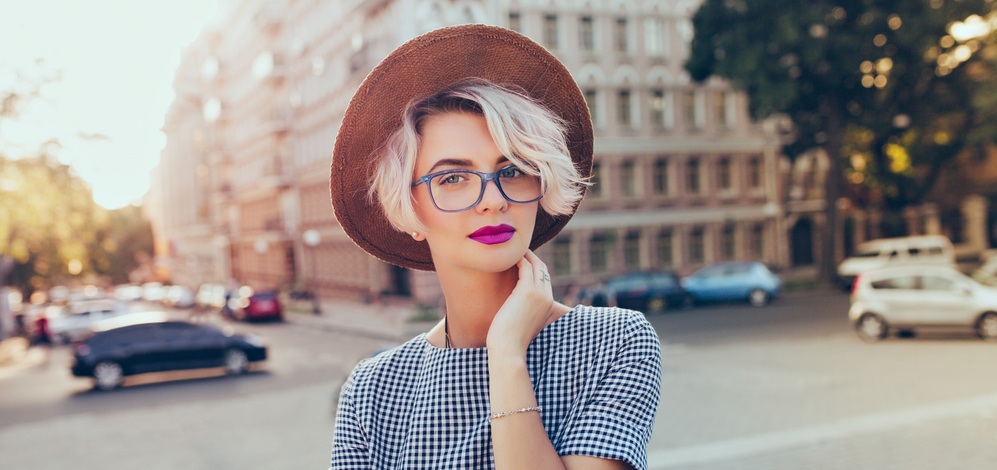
[153, 0, 787, 306]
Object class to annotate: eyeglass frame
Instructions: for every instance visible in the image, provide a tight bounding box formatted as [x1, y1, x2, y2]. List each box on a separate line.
[410, 164, 544, 212]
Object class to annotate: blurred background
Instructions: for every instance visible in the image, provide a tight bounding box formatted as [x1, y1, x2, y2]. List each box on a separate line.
[2, 1, 997, 469]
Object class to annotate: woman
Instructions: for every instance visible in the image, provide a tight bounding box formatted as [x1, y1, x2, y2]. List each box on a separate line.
[330, 24, 661, 469]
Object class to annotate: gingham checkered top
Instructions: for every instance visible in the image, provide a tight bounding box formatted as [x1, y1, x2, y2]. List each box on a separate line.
[330, 306, 662, 469]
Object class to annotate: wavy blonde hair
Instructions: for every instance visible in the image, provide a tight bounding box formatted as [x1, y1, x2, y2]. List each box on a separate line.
[370, 79, 588, 235]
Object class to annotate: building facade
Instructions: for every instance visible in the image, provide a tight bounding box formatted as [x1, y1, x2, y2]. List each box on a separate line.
[152, 0, 787, 306]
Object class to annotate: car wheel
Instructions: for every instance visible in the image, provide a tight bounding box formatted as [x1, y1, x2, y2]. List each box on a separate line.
[976, 312, 997, 341]
[748, 289, 769, 307]
[646, 296, 666, 313]
[856, 314, 888, 342]
[93, 361, 124, 391]
[224, 349, 249, 375]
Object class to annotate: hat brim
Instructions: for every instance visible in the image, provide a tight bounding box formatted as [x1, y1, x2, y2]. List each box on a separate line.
[331, 24, 593, 271]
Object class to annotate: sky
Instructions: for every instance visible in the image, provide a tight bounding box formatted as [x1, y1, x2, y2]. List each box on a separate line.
[0, 0, 219, 209]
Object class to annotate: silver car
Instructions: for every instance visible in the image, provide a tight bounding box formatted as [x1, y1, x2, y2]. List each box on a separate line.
[849, 265, 997, 342]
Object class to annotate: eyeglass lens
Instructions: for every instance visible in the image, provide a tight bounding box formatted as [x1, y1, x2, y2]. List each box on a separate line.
[429, 167, 541, 211]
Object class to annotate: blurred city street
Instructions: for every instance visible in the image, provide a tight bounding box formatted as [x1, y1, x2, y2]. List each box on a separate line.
[3, 289, 997, 469]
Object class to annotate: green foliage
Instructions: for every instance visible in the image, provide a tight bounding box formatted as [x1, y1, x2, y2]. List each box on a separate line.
[0, 155, 153, 295]
[687, 0, 996, 279]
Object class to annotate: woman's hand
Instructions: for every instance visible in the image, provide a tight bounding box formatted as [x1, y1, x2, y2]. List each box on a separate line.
[486, 250, 556, 356]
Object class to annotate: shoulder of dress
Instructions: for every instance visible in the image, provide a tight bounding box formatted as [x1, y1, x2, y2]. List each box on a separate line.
[347, 334, 426, 382]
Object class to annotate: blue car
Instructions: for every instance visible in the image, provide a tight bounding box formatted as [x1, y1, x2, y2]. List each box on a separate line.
[681, 262, 781, 307]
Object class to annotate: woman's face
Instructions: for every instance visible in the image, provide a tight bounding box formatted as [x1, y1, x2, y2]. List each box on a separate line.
[412, 111, 538, 274]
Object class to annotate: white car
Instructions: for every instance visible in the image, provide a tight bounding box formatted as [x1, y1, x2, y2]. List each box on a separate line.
[49, 299, 131, 344]
[837, 235, 954, 289]
[849, 265, 997, 342]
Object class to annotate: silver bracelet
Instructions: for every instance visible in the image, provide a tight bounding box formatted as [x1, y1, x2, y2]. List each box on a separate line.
[488, 405, 542, 421]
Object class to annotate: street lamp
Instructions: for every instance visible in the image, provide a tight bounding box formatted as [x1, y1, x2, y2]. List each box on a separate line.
[302, 229, 321, 315]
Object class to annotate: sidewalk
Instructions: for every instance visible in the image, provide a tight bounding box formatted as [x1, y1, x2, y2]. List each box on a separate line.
[0, 336, 29, 367]
[283, 296, 428, 343]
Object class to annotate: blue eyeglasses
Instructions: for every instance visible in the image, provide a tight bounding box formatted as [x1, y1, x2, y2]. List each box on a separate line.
[411, 164, 543, 212]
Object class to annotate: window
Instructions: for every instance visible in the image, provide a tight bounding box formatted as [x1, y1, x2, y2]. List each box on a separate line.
[721, 225, 735, 260]
[690, 228, 705, 264]
[921, 276, 956, 291]
[718, 157, 732, 190]
[543, 15, 559, 49]
[621, 160, 637, 197]
[715, 90, 729, 127]
[624, 231, 641, 270]
[583, 88, 598, 124]
[751, 223, 765, 258]
[618, 89, 632, 127]
[590, 231, 614, 272]
[686, 158, 701, 195]
[509, 12, 521, 32]
[653, 158, 669, 195]
[553, 237, 572, 274]
[650, 89, 667, 128]
[645, 17, 666, 56]
[657, 230, 673, 267]
[683, 90, 698, 129]
[871, 276, 917, 290]
[614, 17, 629, 53]
[748, 157, 763, 188]
[589, 161, 603, 198]
[579, 16, 594, 52]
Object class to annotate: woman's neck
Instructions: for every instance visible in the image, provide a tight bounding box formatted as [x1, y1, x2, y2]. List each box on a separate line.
[436, 266, 518, 348]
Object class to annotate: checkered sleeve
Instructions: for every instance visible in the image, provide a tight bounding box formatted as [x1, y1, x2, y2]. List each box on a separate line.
[330, 364, 372, 470]
[559, 316, 662, 470]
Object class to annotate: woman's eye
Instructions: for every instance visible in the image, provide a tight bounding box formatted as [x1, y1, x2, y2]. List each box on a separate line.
[498, 167, 522, 178]
[438, 174, 465, 185]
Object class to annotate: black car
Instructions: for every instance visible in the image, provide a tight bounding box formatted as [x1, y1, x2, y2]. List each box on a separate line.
[581, 271, 692, 313]
[71, 313, 267, 390]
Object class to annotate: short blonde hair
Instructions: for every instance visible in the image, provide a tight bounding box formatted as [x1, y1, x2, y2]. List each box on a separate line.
[370, 79, 588, 234]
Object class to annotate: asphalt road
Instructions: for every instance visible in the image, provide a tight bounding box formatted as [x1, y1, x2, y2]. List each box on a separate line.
[2, 290, 997, 469]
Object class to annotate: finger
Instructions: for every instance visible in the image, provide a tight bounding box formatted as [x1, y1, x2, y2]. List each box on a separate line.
[524, 251, 552, 287]
[516, 256, 535, 283]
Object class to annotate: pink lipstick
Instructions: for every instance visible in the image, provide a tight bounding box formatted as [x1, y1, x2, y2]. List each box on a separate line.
[468, 224, 515, 245]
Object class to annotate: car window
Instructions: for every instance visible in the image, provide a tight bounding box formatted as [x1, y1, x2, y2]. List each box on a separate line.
[889, 250, 899, 258]
[908, 247, 921, 256]
[853, 250, 881, 258]
[920, 276, 956, 291]
[927, 246, 944, 255]
[724, 264, 750, 276]
[649, 274, 676, 288]
[870, 276, 917, 290]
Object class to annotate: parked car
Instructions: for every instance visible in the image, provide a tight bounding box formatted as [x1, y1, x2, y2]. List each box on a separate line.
[49, 299, 131, 344]
[71, 312, 268, 390]
[114, 284, 144, 302]
[226, 286, 283, 322]
[164, 285, 196, 309]
[972, 255, 997, 287]
[196, 283, 228, 311]
[580, 271, 691, 313]
[681, 261, 782, 307]
[849, 264, 997, 342]
[837, 235, 955, 289]
[141, 282, 167, 303]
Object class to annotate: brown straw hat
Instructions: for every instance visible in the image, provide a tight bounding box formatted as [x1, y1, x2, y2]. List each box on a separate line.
[331, 23, 593, 271]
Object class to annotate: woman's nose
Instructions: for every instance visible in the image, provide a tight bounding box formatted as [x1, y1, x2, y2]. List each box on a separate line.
[475, 178, 508, 212]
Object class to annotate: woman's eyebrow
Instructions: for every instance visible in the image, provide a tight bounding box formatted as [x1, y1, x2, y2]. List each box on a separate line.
[427, 158, 473, 173]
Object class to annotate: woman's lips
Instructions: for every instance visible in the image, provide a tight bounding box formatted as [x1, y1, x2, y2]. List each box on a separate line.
[469, 224, 515, 245]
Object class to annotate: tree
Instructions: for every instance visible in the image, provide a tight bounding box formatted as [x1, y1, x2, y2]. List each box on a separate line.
[686, 0, 996, 282]
[0, 154, 153, 296]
